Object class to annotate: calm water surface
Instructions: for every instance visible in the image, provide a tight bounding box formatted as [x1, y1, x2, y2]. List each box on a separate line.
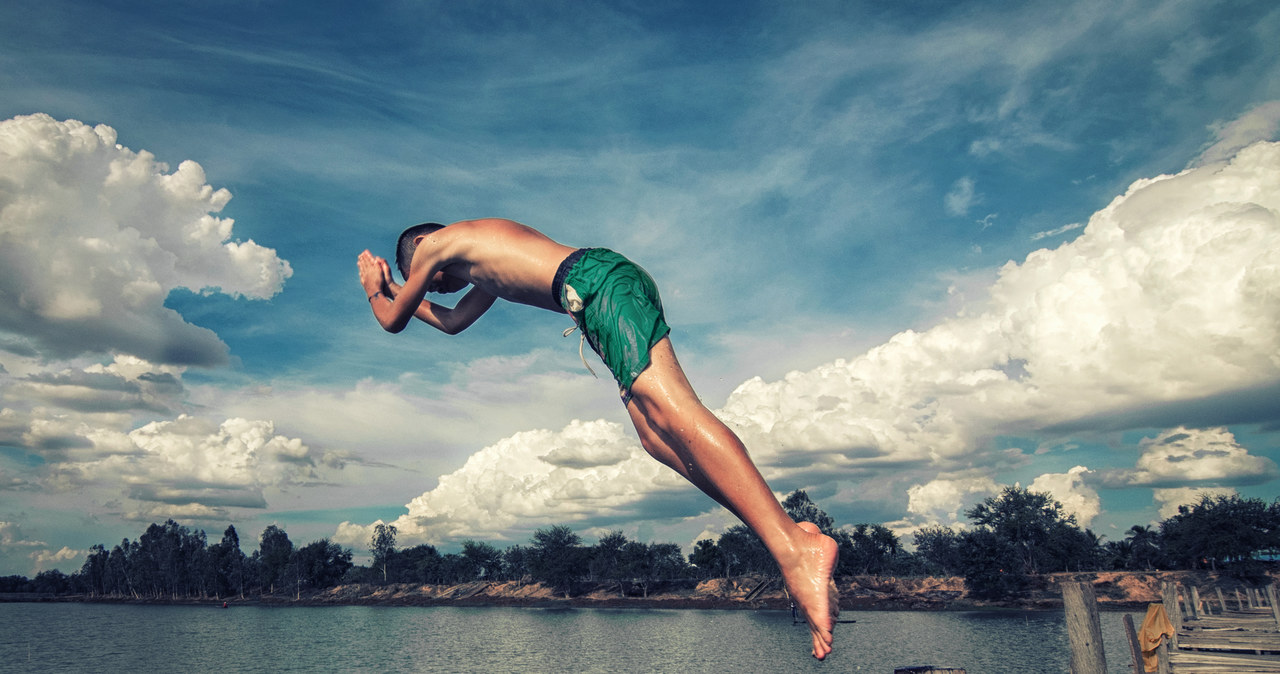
[0, 603, 1143, 673]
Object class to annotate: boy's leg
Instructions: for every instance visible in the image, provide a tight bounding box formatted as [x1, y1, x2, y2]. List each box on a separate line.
[625, 336, 838, 660]
[627, 402, 742, 518]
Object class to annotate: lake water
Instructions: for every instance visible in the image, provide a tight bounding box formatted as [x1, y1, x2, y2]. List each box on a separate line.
[0, 603, 1144, 673]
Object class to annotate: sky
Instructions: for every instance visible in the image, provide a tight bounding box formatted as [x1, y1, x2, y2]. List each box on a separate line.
[2, 0, 1279, 575]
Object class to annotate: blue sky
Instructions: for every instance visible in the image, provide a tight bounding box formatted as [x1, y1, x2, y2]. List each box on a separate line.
[2, 0, 1279, 574]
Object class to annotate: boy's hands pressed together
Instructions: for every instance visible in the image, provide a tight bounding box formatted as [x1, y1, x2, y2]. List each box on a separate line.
[380, 258, 402, 298]
[357, 250, 392, 299]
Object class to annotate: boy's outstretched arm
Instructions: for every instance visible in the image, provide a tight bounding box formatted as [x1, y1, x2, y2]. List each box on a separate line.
[357, 250, 495, 335]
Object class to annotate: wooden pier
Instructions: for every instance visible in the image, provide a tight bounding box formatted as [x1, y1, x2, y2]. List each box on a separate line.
[1145, 582, 1280, 673]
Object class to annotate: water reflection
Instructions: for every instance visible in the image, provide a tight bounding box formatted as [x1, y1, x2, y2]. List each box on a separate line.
[0, 603, 1142, 673]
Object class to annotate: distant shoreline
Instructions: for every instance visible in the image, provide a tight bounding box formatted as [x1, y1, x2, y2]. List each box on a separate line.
[6, 569, 1270, 612]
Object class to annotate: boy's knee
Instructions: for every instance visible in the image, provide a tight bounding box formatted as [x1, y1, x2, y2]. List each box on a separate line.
[628, 391, 679, 434]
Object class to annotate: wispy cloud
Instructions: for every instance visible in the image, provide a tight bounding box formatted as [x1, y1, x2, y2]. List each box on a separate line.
[1030, 222, 1084, 241]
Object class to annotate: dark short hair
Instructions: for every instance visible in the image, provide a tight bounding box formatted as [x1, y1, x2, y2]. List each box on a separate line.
[396, 222, 445, 281]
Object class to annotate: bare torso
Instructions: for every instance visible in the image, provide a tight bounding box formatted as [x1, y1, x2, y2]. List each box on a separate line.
[423, 219, 578, 313]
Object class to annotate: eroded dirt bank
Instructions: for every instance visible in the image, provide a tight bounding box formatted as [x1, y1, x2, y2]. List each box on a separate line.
[255, 570, 1278, 612]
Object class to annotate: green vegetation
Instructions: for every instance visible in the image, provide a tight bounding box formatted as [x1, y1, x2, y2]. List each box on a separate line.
[2, 490, 1277, 601]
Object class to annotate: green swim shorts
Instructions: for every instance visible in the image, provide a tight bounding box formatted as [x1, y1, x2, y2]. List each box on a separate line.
[553, 248, 671, 402]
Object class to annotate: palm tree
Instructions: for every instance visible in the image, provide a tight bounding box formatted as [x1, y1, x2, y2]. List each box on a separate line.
[1125, 525, 1160, 570]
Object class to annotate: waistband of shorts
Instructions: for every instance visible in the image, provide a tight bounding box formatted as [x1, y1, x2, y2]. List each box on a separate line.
[551, 248, 590, 308]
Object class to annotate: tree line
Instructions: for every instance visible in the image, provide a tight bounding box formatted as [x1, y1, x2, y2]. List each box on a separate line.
[0, 521, 352, 599]
[2, 489, 1277, 600]
[912, 489, 1280, 598]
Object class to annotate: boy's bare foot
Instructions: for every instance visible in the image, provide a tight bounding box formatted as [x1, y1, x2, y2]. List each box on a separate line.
[785, 521, 839, 660]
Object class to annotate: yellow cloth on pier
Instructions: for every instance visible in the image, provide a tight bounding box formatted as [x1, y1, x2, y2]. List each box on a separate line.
[1139, 603, 1175, 672]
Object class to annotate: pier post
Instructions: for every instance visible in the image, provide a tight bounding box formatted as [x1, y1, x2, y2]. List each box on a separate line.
[1062, 582, 1107, 674]
[1122, 614, 1144, 674]
[1161, 582, 1181, 647]
[1267, 584, 1280, 629]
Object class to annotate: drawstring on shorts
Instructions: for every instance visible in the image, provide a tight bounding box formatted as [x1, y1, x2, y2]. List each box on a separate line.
[561, 284, 597, 379]
[562, 325, 598, 379]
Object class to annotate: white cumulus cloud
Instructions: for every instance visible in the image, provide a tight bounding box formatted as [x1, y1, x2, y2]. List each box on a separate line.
[31, 546, 80, 572]
[1029, 466, 1101, 529]
[1194, 101, 1280, 167]
[906, 475, 1000, 524]
[342, 419, 683, 544]
[1153, 486, 1238, 520]
[1122, 427, 1277, 487]
[720, 138, 1280, 475]
[36, 414, 321, 519]
[0, 113, 292, 366]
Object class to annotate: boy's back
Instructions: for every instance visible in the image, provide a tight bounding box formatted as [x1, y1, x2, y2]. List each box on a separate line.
[407, 218, 577, 313]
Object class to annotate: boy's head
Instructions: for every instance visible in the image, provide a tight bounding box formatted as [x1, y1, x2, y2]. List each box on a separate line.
[396, 222, 445, 281]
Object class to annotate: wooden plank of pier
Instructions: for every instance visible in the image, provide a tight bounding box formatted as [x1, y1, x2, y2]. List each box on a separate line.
[1177, 631, 1280, 652]
[1162, 582, 1280, 674]
[1168, 650, 1280, 673]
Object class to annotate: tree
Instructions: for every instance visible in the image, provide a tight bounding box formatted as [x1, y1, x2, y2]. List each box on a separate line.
[211, 525, 247, 598]
[589, 531, 629, 595]
[461, 540, 504, 580]
[782, 490, 835, 535]
[104, 541, 132, 597]
[913, 526, 963, 576]
[79, 544, 109, 596]
[393, 544, 443, 583]
[370, 523, 397, 584]
[132, 520, 207, 597]
[688, 539, 722, 579]
[620, 541, 654, 596]
[30, 569, 70, 594]
[956, 528, 1026, 600]
[715, 526, 772, 577]
[287, 538, 353, 594]
[437, 553, 476, 584]
[836, 523, 901, 575]
[1160, 494, 1280, 572]
[949, 486, 1106, 599]
[1125, 525, 1161, 571]
[1102, 539, 1134, 571]
[964, 486, 1096, 575]
[501, 544, 531, 581]
[0, 575, 29, 592]
[1049, 527, 1104, 572]
[529, 525, 585, 597]
[257, 525, 294, 594]
[648, 543, 690, 583]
